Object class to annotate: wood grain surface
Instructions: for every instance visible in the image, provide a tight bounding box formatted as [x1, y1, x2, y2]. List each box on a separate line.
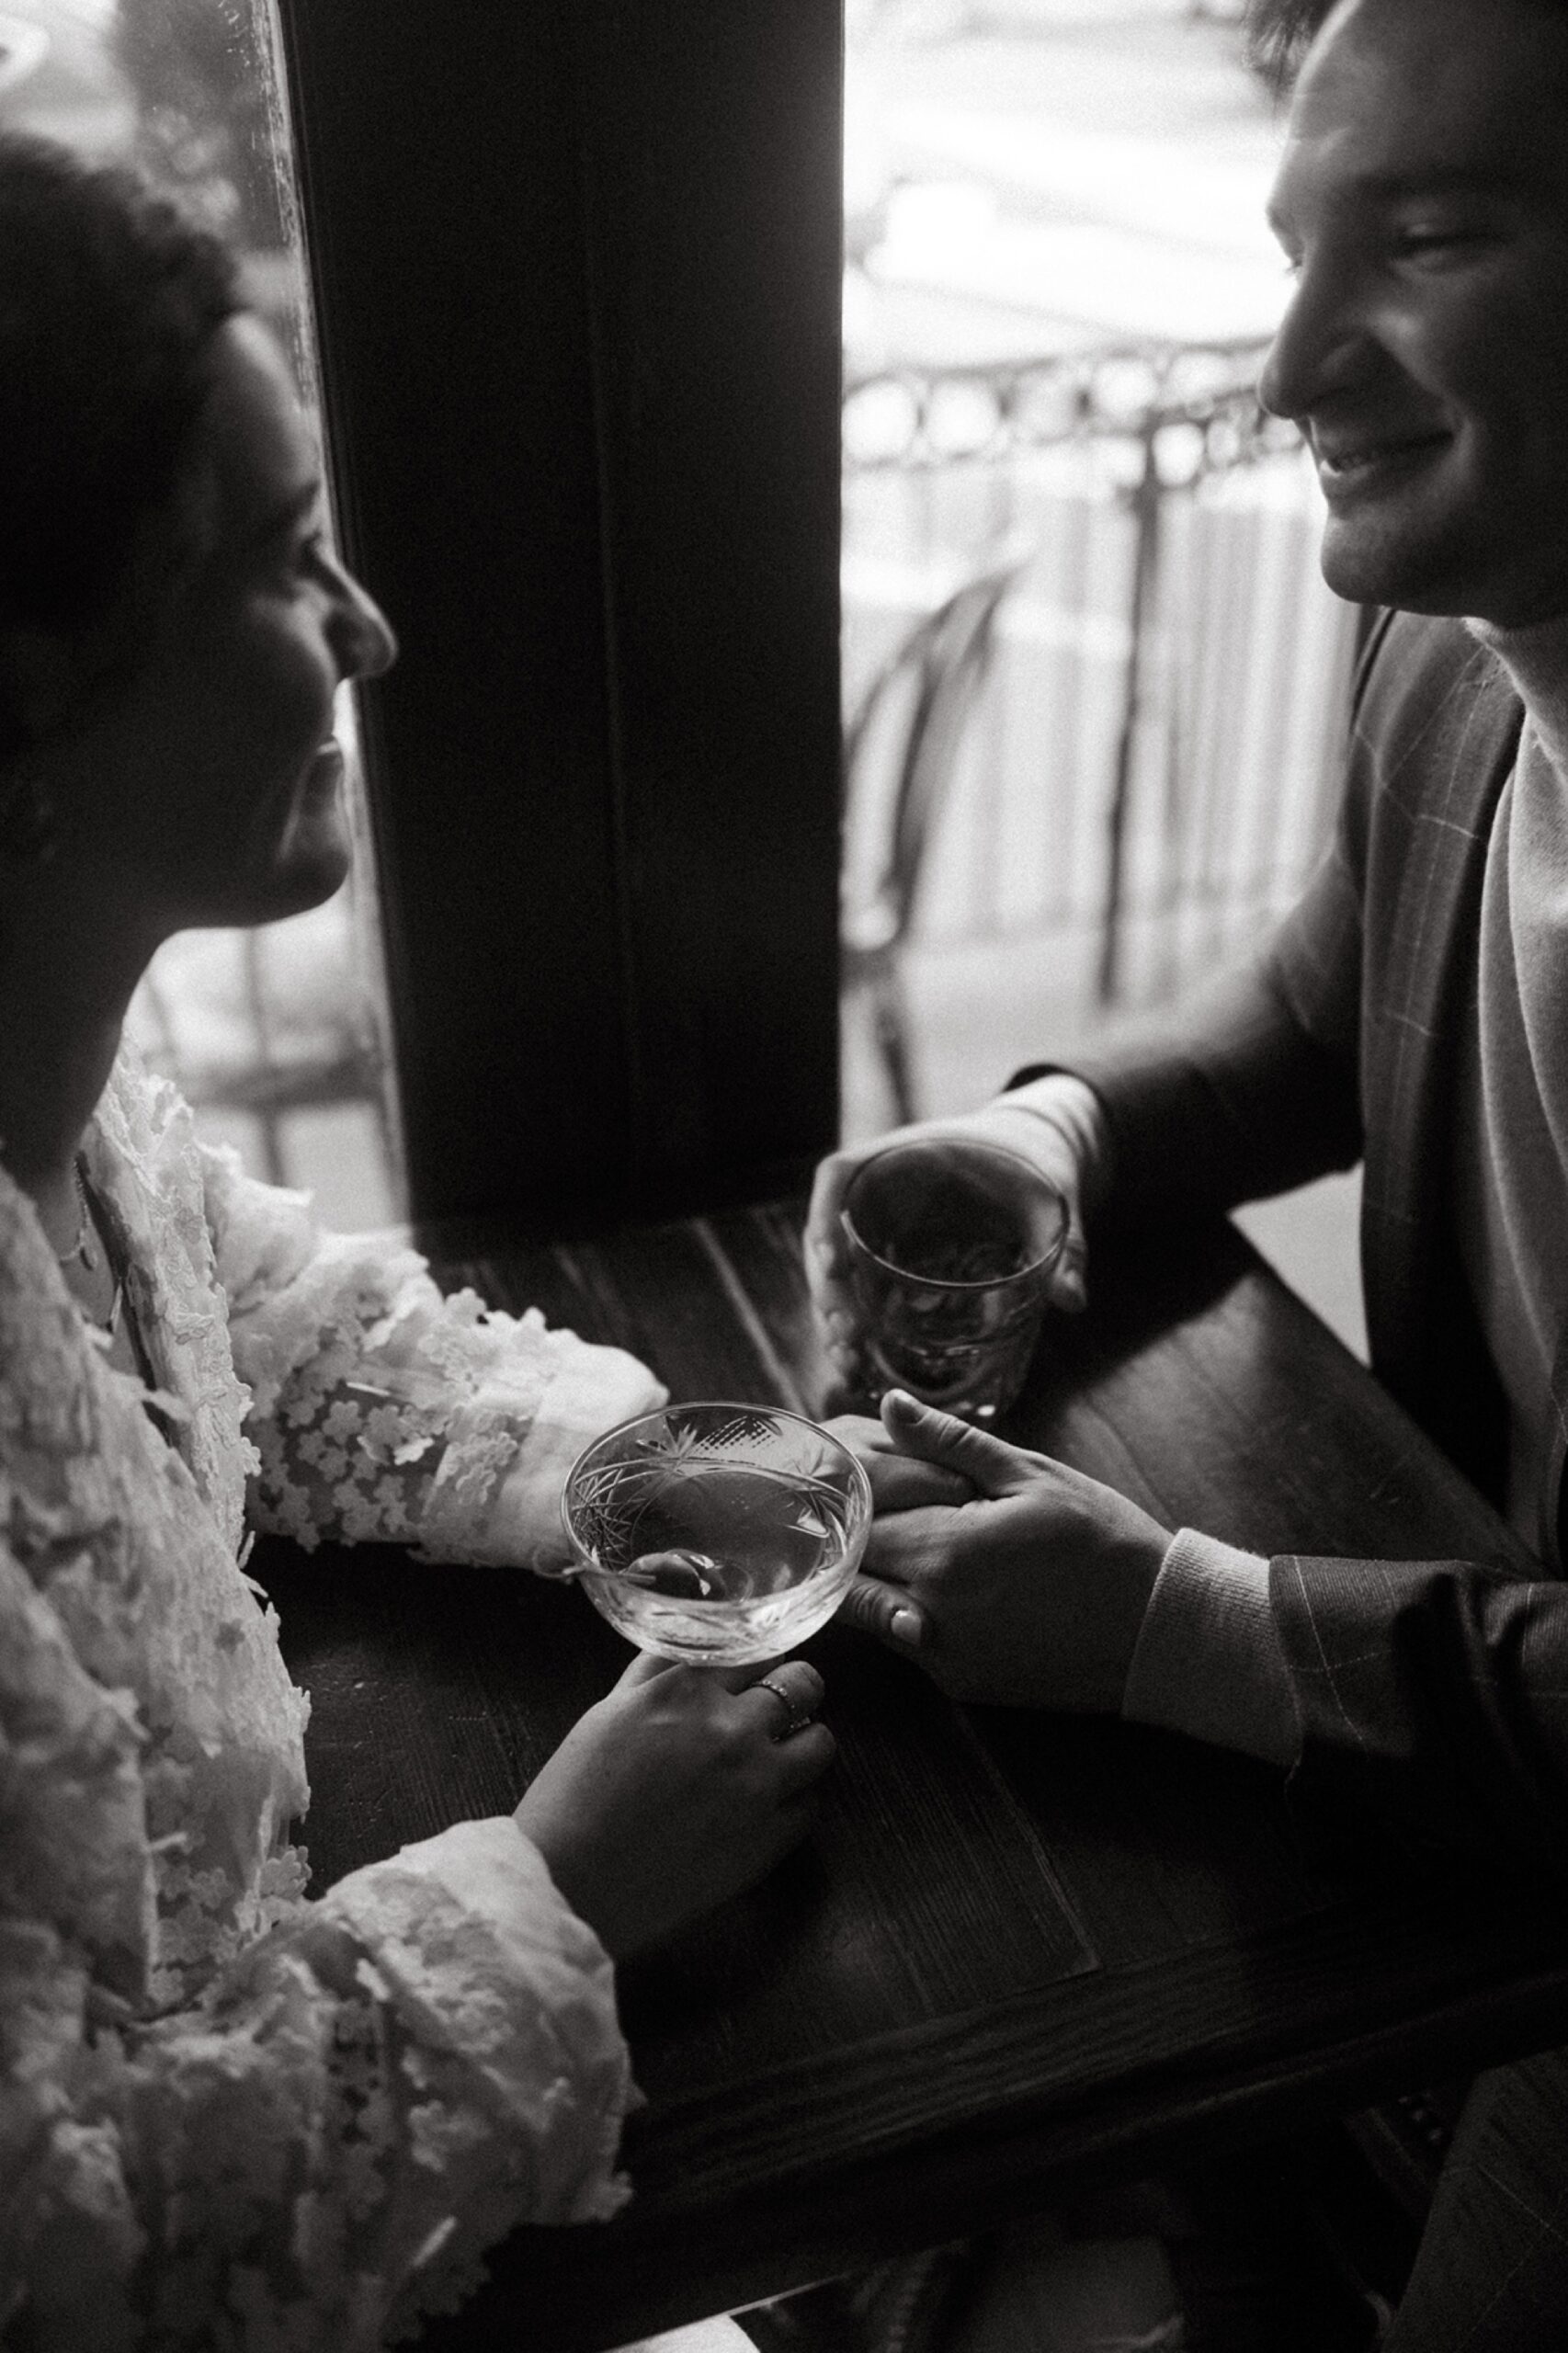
[258, 1204, 1563, 2349]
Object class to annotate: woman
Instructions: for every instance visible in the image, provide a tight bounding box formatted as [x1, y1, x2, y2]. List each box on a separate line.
[0, 135, 835, 2352]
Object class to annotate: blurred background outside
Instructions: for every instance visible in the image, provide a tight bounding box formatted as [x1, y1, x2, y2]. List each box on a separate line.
[840, 0, 1363, 1349]
[0, 0, 1366, 1349]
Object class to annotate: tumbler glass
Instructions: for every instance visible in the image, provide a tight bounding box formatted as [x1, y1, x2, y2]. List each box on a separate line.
[841, 1137, 1068, 1420]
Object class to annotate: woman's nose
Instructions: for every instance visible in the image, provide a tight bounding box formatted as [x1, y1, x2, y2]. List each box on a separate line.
[330, 560, 398, 682]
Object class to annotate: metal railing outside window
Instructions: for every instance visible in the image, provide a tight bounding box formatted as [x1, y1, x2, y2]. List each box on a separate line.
[841, 335, 1358, 1080]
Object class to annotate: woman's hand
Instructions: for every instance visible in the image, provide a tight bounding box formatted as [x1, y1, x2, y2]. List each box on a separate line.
[804, 1080, 1106, 1394]
[836, 1392, 1171, 1711]
[514, 1654, 835, 1958]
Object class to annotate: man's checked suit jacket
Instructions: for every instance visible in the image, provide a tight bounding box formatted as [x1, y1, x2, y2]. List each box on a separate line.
[1051, 608, 1568, 1869]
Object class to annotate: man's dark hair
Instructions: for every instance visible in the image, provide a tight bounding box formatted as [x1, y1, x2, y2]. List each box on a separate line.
[1243, 0, 1337, 94]
[1245, 0, 1568, 96]
[0, 134, 241, 647]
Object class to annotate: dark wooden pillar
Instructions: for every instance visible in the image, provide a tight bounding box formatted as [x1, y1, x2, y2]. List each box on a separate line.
[277, 0, 844, 1228]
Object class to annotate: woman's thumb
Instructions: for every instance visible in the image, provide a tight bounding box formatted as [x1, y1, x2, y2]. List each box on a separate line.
[879, 1389, 1029, 1497]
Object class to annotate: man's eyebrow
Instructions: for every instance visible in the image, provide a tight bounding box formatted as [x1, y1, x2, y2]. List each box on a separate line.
[1267, 165, 1520, 242]
[1353, 165, 1524, 200]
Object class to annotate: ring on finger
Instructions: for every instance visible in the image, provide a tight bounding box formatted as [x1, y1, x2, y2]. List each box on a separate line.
[752, 1672, 817, 1740]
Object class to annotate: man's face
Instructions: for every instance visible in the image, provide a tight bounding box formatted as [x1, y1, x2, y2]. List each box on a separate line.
[1260, 0, 1568, 628]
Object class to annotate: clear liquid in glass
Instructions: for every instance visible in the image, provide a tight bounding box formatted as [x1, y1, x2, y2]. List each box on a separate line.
[579, 1462, 859, 1663]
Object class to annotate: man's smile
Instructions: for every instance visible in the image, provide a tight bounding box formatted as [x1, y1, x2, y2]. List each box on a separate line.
[1311, 428, 1454, 495]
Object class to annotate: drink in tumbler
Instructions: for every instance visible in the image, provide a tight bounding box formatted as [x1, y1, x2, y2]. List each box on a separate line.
[841, 1137, 1067, 1419]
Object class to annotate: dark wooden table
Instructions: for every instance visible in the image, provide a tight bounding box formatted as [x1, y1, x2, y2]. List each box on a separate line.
[258, 1202, 1568, 2350]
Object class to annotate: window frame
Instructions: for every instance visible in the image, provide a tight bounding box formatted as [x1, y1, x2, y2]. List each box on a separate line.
[274, 0, 846, 1232]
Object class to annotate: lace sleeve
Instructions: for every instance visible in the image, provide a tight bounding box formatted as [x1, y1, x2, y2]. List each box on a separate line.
[1, 1529, 635, 2351]
[199, 1147, 665, 1571]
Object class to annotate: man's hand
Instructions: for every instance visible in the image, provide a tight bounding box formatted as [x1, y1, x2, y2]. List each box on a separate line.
[804, 1081, 1105, 1394]
[837, 1391, 1171, 1711]
[824, 1410, 975, 1514]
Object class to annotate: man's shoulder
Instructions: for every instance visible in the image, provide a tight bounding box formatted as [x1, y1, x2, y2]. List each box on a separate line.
[1350, 608, 1523, 818]
[1355, 608, 1520, 744]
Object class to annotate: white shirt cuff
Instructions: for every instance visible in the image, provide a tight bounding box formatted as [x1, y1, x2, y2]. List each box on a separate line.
[1121, 1529, 1300, 1768]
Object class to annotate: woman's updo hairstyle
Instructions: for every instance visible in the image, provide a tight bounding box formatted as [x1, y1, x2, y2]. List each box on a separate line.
[0, 134, 240, 735]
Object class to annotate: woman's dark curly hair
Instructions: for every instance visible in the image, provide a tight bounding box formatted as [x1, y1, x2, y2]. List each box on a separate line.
[0, 134, 241, 648]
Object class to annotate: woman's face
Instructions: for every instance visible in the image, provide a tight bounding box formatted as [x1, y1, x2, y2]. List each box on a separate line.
[60, 313, 396, 934]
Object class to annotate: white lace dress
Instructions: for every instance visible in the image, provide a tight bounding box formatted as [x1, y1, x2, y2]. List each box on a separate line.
[0, 1047, 713, 2352]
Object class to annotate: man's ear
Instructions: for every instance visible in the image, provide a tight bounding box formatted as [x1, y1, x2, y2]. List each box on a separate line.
[0, 629, 86, 747]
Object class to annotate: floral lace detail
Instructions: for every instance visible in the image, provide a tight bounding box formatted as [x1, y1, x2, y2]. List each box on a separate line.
[212, 1197, 666, 1569]
[1, 1051, 645, 2350]
[83, 1056, 258, 1560]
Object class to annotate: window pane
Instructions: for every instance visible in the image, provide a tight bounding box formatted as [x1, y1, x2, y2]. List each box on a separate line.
[840, 0, 1355, 1140]
[1, 0, 403, 1227]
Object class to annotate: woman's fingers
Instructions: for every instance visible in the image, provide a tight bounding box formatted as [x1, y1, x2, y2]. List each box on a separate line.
[823, 1412, 975, 1512]
[770, 1718, 837, 1794]
[742, 1659, 826, 1738]
[610, 1650, 693, 1690]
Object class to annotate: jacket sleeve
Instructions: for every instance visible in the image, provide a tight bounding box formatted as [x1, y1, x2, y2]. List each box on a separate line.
[1041, 855, 1366, 1227]
[0, 1540, 635, 2353]
[198, 1147, 665, 1571]
[1012, 618, 1396, 1226]
[1271, 1551, 1568, 1874]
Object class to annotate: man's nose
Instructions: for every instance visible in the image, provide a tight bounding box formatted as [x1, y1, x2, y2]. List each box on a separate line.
[1258, 260, 1364, 424]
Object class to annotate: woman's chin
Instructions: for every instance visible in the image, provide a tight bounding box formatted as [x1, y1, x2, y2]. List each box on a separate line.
[256, 832, 354, 923]
[212, 818, 354, 928]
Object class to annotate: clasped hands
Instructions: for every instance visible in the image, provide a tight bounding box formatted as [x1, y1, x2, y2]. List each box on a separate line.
[805, 1083, 1172, 1715]
[827, 1390, 1172, 1713]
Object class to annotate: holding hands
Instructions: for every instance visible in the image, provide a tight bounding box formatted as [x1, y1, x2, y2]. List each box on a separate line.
[528, 1073, 1125, 1959]
[830, 1392, 1172, 1713]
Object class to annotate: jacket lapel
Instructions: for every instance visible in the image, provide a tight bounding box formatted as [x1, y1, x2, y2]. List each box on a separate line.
[1357, 618, 1522, 1505]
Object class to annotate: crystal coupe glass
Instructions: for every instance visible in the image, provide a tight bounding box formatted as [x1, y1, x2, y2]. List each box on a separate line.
[562, 1402, 872, 1665]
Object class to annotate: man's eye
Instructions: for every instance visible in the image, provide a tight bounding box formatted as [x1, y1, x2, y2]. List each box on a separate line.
[1393, 229, 1482, 263]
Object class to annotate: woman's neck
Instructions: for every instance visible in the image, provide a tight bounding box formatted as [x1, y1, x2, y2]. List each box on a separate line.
[0, 891, 154, 1250]
[1469, 614, 1568, 780]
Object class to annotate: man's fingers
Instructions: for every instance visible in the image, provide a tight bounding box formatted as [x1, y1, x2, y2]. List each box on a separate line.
[1046, 1221, 1088, 1315]
[837, 1571, 926, 1654]
[878, 1389, 1036, 1498]
[804, 1155, 855, 1302]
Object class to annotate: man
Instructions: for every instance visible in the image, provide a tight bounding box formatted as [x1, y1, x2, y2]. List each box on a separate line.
[808, 0, 1568, 2340]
